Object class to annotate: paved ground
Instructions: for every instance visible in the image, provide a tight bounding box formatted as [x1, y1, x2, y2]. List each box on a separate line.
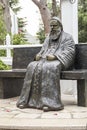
[0, 94, 87, 130]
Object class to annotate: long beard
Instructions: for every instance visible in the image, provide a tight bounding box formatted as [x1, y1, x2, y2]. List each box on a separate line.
[50, 30, 61, 41]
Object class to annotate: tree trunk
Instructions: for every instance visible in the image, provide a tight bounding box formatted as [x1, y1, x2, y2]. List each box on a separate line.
[0, 0, 11, 33]
[32, 0, 51, 35]
[52, 0, 58, 17]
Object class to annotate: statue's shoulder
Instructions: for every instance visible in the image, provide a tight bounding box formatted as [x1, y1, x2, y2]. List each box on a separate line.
[44, 35, 50, 43]
[62, 31, 73, 39]
[61, 31, 75, 45]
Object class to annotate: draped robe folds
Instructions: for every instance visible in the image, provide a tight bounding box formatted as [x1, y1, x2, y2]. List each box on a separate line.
[17, 31, 75, 109]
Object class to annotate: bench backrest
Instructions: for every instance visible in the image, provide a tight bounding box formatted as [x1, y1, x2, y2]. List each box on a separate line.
[12, 44, 87, 70]
[75, 44, 87, 69]
[12, 47, 41, 69]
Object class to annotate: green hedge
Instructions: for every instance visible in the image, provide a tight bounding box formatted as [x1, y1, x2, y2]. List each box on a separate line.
[0, 60, 10, 70]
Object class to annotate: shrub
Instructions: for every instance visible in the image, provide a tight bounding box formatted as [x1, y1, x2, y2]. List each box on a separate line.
[0, 50, 6, 56]
[36, 28, 45, 44]
[0, 60, 10, 70]
[0, 5, 7, 45]
[12, 33, 28, 45]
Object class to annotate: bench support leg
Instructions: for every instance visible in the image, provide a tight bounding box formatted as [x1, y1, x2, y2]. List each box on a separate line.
[0, 78, 4, 98]
[77, 79, 87, 107]
[0, 78, 24, 99]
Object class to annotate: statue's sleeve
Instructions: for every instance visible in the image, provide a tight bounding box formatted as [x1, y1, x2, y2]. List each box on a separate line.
[54, 36, 75, 69]
[37, 37, 49, 55]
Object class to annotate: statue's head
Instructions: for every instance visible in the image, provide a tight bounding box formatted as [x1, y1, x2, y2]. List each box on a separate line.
[50, 17, 63, 31]
[49, 17, 63, 40]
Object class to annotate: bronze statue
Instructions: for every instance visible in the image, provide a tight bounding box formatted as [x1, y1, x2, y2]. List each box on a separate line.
[16, 17, 75, 112]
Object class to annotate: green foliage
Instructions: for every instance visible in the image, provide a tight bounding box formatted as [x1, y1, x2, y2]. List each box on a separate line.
[0, 20, 7, 44]
[18, 18, 27, 28]
[12, 6, 22, 13]
[0, 60, 10, 70]
[0, 6, 7, 44]
[9, 0, 21, 14]
[9, 0, 19, 5]
[78, 0, 87, 43]
[9, 0, 27, 36]
[36, 28, 46, 44]
[12, 33, 28, 45]
[18, 17, 27, 33]
[9, 1, 28, 43]
[0, 50, 6, 56]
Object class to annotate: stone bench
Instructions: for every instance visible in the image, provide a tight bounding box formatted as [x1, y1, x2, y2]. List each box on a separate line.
[0, 44, 87, 107]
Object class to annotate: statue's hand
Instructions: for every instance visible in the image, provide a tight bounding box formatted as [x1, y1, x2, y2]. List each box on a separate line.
[46, 54, 57, 61]
[36, 54, 41, 61]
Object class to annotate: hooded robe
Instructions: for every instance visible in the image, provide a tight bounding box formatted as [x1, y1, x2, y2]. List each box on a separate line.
[17, 30, 75, 110]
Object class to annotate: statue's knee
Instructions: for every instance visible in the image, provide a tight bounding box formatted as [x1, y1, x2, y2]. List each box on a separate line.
[27, 62, 34, 69]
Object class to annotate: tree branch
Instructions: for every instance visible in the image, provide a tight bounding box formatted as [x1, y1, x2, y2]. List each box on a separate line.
[32, 0, 41, 8]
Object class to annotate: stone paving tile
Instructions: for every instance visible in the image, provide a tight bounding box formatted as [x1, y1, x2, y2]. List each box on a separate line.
[0, 118, 87, 129]
[58, 109, 69, 113]
[65, 105, 87, 112]
[16, 108, 43, 114]
[0, 97, 18, 102]
[72, 112, 87, 119]
[0, 112, 15, 118]
[15, 113, 41, 119]
[41, 112, 71, 119]
[0, 95, 87, 130]
[0, 95, 87, 120]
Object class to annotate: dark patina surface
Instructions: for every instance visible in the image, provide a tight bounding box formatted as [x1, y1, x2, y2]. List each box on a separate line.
[16, 17, 75, 111]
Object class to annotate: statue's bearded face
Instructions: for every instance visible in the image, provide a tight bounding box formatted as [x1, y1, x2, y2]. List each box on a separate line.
[50, 19, 62, 40]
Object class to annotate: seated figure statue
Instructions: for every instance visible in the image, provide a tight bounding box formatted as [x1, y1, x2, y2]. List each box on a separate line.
[16, 17, 75, 112]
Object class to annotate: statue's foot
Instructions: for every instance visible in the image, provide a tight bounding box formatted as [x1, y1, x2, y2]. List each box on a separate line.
[17, 104, 27, 109]
[43, 106, 49, 112]
[43, 106, 64, 112]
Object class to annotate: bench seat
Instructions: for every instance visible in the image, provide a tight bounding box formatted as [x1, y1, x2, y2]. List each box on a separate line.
[0, 69, 26, 77]
[0, 69, 87, 79]
[0, 69, 87, 107]
[61, 69, 87, 79]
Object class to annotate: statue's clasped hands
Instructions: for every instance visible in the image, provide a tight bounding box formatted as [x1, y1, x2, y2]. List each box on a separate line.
[36, 54, 42, 61]
[46, 54, 57, 61]
[36, 54, 57, 61]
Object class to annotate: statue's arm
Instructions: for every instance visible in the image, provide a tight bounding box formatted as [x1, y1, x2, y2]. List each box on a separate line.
[54, 36, 75, 69]
[35, 37, 49, 61]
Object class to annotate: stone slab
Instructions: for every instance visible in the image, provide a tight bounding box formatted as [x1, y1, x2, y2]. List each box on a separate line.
[0, 96, 87, 130]
[0, 118, 87, 130]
